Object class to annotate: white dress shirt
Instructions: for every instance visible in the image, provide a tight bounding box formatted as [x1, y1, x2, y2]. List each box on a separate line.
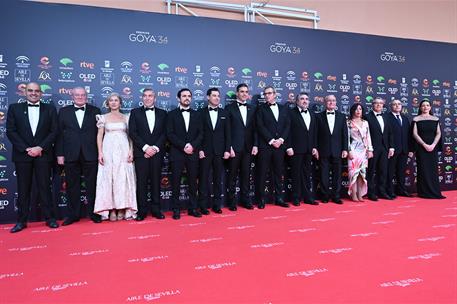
[269, 103, 279, 121]
[374, 111, 384, 133]
[300, 108, 311, 130]
[142, 107, 160, 153]
[208, 106, 218, 130]
[237, 100, 247, 126]
[180, 106, 190, 132]
[145, 107, 156, 133]
[74, 105, 85, 128]
[326, 111, 335, 134]
[27, 102, 40, 136]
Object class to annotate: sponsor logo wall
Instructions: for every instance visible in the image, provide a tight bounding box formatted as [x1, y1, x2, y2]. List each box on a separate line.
[0, 1, 456, 223]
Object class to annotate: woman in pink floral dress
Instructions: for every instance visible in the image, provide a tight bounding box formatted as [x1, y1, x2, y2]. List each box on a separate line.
[347, 103, 373, 201]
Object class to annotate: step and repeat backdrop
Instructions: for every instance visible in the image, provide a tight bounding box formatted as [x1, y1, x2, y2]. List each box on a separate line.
[0, 0, 456, 222]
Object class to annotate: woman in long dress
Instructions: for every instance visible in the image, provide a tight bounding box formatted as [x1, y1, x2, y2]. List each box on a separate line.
[347, 103, 373, 201]
[412, 99, 445, 199]
[94, 93, 137, 220]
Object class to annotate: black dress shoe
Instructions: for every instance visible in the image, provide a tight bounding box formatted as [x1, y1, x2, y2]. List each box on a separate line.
[46, 219, 59, 229]
[188, 209, 202, 218]
[91, 216, 102, 223]
[321, 198, 329, 204]
[333, 198, 343, 204]
[10, 222, 27, 233]
[258, 202, 265, 209]
[200, 208, 210, 215]
[135, 214, 145, 221]
[243, 203, 254, 210]
[292, 199, 300, 206]
[172, 209, 181, 220]
[305, 200, 319, 205]
[379, 193, 393, 200]
[397, 191, 412, 197]
[62, 217, 75, 226]
[228, 205, 237, 211]
[275, 201, 290, 208]
[212, 207, 222, 214]
[153, 212, 165, 219]
[367, 194, 378, 201]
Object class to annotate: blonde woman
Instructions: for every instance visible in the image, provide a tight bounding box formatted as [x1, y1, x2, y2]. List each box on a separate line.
[94, 93, 137, 220]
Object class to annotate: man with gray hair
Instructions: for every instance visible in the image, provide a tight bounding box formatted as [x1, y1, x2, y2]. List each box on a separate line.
[365, 97, 395, 201]
[56, 87, 102, 225]
[385, 99, 413, 197]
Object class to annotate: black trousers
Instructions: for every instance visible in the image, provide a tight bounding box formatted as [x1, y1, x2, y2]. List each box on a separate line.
[387, 152, 408, 195]
[198, 154, 224, 209]
[289, 153, 314, 202]
[367, 148, 388, 196]
[226, 150, 252, 205]
[170, 156, 198, 210]
[15, 160, 55, 223]
[64, 155, 98, 220]
[319, 156, 342, 200]
[256, 148, 285, 202]
[134, 154, 163, 217]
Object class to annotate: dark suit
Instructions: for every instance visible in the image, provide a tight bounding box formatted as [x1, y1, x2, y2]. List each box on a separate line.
[365, 111, 394, 197]
[225, 101, 257, 207]
[386, 112, 411, 195]
[198, 107, 231, 210]
[166, 107, 203, 211]
[286, 107, 318, 203]
[317, 110, 348, 200]
[6, 102, 58, 223]
[56, 104, 100, 221]
[129, 107, 167, 217]
[255, 103, 290, 203]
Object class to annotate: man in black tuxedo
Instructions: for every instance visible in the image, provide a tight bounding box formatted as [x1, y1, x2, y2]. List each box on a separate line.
[198, 88, 230, 214]
[317, 94, 348, 204]
[255, 86, 290, 209]
[56, 87, 101, 225]
[366, 97, 395, 201]
[167, 88, 203, 220]
[129, 88, 167, 220]
[6, 82, 59, 233]
[386, 99, 413, 198]
[286, 92, 319, 206]
[225, 83, 258, 210]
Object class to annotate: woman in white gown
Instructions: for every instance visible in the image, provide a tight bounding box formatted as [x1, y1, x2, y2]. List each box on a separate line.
[94, 93, 137, 220]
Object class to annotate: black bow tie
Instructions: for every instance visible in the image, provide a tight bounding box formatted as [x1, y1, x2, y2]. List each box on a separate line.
[74, 107, 85, 111]
[326, 112, 334, 115]
[269, 103, 277, 107]
[28, 104, 39, 107]
[209, 107, 218, 112]
[145, 107, 154, 111]
[300, 109, 308, 114]
[181, 108, 190, 112]
[237, 102, 247, 107]
[376, 113, 382, 116]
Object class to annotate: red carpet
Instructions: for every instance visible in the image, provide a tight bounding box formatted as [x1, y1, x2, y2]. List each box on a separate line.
[1, 192, 456, 303]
